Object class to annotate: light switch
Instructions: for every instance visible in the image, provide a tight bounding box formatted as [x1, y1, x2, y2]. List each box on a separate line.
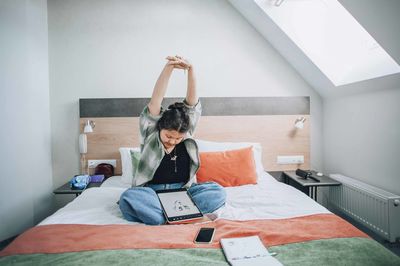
[277, 155, 304, 164]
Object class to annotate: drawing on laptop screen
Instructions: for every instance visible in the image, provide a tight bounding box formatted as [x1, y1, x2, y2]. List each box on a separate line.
[157, 190, 200, 218]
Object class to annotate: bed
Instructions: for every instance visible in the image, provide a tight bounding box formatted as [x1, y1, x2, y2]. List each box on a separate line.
[1, 97, 399, 265]
[1, 172, 399, 265]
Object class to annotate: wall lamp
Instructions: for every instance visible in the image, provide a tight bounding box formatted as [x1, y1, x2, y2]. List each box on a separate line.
[84, 120, 95, 133]
[294, 117, 306, 129]
[79, 120, 95, 174]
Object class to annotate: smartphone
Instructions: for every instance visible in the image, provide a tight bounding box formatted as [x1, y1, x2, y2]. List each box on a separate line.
[194, 227, 215, 244]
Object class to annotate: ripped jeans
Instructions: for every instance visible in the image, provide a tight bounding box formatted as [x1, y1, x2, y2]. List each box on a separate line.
[119, 182, 226, 225]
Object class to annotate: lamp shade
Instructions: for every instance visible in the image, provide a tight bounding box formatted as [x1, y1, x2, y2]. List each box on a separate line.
[294, 117, 306, 129]
[83, 120, 94, 133]
[79, 133, 87, 154]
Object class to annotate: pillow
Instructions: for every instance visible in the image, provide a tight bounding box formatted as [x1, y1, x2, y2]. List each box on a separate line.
[119, 147, 140, 184]
[196, 146, 258, 187]
[130, 149, 141, 181]
[195, 139, 264, 178]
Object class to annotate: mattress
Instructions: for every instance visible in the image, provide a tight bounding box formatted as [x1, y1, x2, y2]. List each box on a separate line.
[40, 172, 329, 225]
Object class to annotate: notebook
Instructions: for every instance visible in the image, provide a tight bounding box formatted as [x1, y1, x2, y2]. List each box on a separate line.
[220, 235, 283, 266]
[156, 188, 203, 224]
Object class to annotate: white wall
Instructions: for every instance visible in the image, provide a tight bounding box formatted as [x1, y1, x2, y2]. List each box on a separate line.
[323, 0, 400, 196]
[324, 88, 400, 195]
[0, 0, 52, 241]
[48, 0, 323, 193]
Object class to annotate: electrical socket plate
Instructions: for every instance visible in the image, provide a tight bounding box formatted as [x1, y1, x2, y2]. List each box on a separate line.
[277, 155, 304, 165]
[88, 159, 117, 169]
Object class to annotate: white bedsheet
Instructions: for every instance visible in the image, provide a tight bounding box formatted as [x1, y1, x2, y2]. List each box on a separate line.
[40, 173, 329, 225]
[101, 175, 131, 189]
[215, 173, 330, 220]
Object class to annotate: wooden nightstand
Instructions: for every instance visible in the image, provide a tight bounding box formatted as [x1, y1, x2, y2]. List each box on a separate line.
[53, 181, 102, 197]
[282, 170, 341, 201]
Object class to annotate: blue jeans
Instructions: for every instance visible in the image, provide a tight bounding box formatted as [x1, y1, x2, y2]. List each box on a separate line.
[119, 182, 226, 225]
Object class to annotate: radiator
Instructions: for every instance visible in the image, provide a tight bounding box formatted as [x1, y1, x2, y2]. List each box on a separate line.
[328, 174, 400, 243]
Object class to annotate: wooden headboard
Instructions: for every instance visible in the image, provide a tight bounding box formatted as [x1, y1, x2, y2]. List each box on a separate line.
[79, 97, 310, 175]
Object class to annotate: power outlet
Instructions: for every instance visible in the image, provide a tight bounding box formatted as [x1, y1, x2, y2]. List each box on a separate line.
[277, 155, 304, 165]
[88, 159, 117, 169]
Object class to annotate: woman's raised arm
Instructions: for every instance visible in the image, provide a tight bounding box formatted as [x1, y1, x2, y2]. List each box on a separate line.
[148, 56, 195, 115]
[148, 63, 174, 116]
[185, 63, 197, 107]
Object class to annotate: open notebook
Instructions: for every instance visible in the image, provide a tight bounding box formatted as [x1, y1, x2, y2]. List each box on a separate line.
[220, 236, 282, 266]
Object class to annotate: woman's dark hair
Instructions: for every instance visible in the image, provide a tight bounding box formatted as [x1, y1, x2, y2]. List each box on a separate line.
[156, 102, 190, 133]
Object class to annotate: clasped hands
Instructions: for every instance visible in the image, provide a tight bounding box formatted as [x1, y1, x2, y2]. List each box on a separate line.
[166, 55, 192, 71]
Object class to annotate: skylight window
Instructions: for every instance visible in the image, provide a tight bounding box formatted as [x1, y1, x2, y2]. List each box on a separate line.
[255, 0, 400, 86]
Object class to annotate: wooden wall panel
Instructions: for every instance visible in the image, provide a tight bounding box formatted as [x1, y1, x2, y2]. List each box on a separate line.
[195, 115, 310, 171]
[80, 115, 310, 174]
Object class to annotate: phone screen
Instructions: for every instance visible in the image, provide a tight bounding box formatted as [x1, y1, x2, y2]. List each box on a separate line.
[195, 227, 215, 243]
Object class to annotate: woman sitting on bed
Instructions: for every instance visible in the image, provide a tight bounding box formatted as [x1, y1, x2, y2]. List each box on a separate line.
[119, 55, 226, 225]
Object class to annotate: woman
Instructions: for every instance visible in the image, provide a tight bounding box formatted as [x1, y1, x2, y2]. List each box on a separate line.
[119, 55, 226, 225]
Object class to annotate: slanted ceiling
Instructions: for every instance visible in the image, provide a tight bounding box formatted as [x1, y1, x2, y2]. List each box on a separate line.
[228, 0, 400, 98]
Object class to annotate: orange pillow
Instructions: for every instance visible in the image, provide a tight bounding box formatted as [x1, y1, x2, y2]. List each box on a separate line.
[196, 146, 258, 187]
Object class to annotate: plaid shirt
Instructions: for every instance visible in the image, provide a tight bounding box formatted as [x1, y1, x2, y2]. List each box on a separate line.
[132, 100, 202, 187]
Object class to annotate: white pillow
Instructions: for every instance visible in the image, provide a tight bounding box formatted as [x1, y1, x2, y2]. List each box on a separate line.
[119, 147, 140, 184]
[195, 139, 264, 178]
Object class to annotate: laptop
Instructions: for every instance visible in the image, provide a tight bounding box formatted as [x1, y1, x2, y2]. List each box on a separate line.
[156, 188, 204, 224]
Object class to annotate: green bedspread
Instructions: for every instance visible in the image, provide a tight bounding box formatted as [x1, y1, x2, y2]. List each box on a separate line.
[1, 238, 399, 266]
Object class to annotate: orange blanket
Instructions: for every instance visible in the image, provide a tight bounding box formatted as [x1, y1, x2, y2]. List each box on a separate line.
[0, 214, 368, 257]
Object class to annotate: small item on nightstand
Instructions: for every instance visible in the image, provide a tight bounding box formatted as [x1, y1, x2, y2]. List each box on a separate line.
[90, 174, 105, 183]
[70, 175, 91, 189]
[316, 172, 324, 177]
[95, 163, 114, 179]
[296, 169, 312, 179]
[295, 169, 320, 182]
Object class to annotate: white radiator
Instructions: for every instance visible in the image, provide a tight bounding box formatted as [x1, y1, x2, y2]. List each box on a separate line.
[328, 174, 400, 243]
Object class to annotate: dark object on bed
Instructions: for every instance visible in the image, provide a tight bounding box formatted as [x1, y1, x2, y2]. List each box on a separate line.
[95, 163, 114, 179]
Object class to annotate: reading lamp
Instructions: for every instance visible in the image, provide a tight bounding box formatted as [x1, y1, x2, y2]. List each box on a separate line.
[79, 120, 95, 174]
[294, 117, 306, 129]
[83, 120, 95, 133]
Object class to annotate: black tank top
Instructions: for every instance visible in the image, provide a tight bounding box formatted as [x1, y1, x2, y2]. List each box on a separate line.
[149, 142, 191, 184]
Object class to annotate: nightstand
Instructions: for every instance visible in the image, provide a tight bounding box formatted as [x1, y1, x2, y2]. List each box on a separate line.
[53, 182, 102, 197]
[282, 170, 341, 201]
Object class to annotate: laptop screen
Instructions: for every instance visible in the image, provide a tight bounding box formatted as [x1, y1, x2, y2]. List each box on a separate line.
[157, 189, 202, 221]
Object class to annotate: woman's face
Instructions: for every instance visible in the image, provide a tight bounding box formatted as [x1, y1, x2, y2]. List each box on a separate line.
[160, 129, 185, 149]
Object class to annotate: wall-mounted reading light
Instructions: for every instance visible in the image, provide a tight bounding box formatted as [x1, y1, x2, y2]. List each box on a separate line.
[84, 120, 95, 133]
[294, 117, 306, 129]
[79, 120, 95, 174]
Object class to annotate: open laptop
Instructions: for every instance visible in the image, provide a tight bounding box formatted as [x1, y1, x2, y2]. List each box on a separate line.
[156, 188, 203, 224]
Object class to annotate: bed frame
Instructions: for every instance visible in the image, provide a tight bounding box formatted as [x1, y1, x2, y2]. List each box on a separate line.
[79, 97, 310, 175]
